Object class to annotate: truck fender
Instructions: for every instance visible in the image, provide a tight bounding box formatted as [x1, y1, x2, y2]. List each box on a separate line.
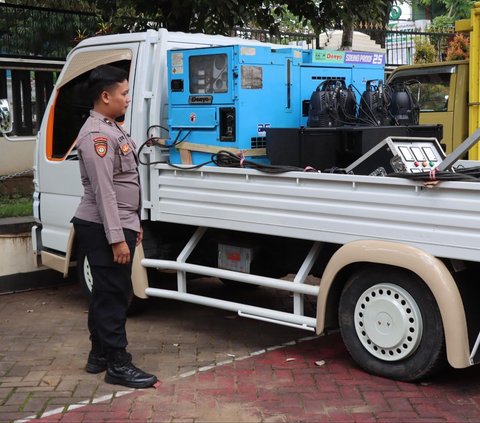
[40, 227, 75, 277]
[316, 239, 470, 369]
[132, 243, 149, 299]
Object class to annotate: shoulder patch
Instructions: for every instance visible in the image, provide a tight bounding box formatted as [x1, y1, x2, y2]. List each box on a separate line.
[94, 140, 108, 158]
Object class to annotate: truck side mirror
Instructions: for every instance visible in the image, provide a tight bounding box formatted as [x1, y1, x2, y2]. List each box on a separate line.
[0, 99, 13, 134]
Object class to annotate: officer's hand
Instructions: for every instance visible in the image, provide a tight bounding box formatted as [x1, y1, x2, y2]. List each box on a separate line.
[136, 227, 143, 246]
[112, 241, 130, 264]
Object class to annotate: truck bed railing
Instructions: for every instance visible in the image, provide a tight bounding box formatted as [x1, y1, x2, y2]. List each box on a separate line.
[141, 227, 320, 332]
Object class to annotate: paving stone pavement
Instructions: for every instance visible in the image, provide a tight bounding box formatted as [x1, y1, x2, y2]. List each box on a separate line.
[2, 278, 480, 422]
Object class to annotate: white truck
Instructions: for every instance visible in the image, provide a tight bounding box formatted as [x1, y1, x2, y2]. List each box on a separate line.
[4, 29, 480, 383]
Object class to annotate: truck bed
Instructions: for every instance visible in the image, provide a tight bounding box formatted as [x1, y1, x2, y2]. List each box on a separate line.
[149, 164, 480, 262]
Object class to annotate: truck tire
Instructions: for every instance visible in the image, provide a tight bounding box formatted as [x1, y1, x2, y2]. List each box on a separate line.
[338, 266, 446, 382]
[77, 251, 145, 316]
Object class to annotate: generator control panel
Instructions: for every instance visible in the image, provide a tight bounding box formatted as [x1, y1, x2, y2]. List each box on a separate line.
[345, 136, 446, 176]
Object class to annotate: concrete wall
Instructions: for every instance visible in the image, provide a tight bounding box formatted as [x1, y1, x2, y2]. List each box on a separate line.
[0, 219, 71, 293]
[0, 136, 35, 175]
[0, 233, 37, 276]
[0, 231, 71, 294]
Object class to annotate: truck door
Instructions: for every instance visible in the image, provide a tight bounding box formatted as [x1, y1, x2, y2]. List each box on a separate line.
[35, 43, 139, 260]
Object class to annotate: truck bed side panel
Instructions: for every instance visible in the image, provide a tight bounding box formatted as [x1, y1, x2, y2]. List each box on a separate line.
[150, 165, 480, 262]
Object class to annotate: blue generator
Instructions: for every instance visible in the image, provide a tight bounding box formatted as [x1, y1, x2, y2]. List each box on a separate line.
[299, 50, 386, 127]
[167, 45, 385, 165]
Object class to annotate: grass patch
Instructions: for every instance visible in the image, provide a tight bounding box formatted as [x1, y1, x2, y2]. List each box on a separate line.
[0, 194, 33, 218]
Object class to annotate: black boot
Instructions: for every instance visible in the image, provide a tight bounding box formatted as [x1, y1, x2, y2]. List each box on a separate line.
[105, 350, 157, 389]
[86, 351, 107, 374]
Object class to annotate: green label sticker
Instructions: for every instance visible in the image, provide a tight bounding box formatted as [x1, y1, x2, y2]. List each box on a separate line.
[312, 50, 346, 63]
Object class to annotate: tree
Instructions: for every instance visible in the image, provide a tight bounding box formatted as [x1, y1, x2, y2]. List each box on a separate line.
[2, 0, 394, 55]
[334, 0, 394, 50]
[0, 1, 97, 57]
[412, 0, 472, 60]
[4, 0, 94, 11]
[106, 0, 393, 49]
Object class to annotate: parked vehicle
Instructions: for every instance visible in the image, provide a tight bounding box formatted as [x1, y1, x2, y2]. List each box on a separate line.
[2, 27, 480, 383]
[388, 60, 468, 155]
[387, 3, 480, 160]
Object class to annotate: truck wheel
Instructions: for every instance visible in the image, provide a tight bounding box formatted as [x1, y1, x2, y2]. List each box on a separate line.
[338, 266, 446, 382]
[77, 251, 145, 315]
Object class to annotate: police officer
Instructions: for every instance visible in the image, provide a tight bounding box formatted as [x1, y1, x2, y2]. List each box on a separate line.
[72, 64, 157, 389]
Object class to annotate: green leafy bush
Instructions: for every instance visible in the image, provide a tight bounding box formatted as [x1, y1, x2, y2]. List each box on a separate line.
[0, 194, 33, 218]
[414, 38, 437, 64]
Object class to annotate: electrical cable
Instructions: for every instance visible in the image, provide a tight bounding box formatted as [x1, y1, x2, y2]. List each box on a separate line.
[138, 126, 480, 182]
[351, 84, 381, 126]
[387, 169, 479, 182]
[138, 124, 193, 166]
[167, 159, 214, 170]
[137, 124, 171, 165]
[147, 124, 169, 135]
[453, 165, 480, 177]
[138, 126, 317, 173]
[211, 150, 319, 173]
[137, 136, 167, 165]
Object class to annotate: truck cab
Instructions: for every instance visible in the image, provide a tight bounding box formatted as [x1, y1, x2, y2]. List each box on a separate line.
[387, 60, 469, 154]
[31, 29, 277, 274]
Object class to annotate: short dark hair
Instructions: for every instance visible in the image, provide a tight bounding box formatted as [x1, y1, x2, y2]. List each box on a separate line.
[88, 64, 128, 102]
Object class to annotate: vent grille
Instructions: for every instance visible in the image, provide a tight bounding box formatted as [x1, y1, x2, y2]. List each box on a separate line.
[312, 76, 346, 81]
[251, 137, 266, 149]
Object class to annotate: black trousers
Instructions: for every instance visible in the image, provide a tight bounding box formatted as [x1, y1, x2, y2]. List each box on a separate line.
[73, 219, 137, 353]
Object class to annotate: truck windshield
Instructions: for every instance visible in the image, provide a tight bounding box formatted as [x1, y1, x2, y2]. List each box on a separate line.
[390, 73, 451, 113]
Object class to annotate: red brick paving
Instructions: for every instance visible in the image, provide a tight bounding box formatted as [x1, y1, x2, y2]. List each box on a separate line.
[30, 333, 480, 422]
[4, 283, 480, 422]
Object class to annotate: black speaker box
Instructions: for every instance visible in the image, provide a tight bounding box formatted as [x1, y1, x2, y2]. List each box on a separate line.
[266, 125, 443, 171]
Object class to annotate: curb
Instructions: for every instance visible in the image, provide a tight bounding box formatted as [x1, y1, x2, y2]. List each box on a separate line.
[0, 216, 74, 294]
[0, 269, 74, 295]
[0, 215, 35, 235]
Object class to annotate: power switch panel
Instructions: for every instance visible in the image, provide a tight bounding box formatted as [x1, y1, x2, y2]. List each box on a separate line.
[345, 136, 446, 176]
[219, 107, 236, 142]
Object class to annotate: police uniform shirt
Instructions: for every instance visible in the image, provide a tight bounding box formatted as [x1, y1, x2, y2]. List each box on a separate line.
[74, 110, 140, 244]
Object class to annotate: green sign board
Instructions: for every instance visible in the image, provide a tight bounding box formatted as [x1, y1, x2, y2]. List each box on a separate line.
[390, 5, 402, 20]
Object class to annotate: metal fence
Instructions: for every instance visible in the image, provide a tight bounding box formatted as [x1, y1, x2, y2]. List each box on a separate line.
[235, 26, 455, 68]
[0, 60, 63, 135]
[232, 27, 316, 48]
[361, 26, 455, 67]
